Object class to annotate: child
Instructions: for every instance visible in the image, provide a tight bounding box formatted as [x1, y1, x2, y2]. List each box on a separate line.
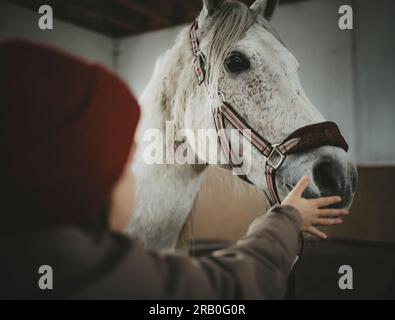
[0, 39, 348, 299]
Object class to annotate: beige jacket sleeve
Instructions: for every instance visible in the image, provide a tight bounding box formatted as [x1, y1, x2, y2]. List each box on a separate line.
[73, 205, 302, 299]
[112, 205, 302, 299]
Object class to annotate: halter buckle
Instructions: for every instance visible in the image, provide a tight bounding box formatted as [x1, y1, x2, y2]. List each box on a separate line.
[267, 144, 286, 170]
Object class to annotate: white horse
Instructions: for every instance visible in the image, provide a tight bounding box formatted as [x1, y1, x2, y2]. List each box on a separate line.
[128, 0, 357, 249]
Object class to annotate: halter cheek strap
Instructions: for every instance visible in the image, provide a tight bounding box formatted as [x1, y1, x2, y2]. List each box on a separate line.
[190, 21, 349, 205]
[190, 21, 207, 86]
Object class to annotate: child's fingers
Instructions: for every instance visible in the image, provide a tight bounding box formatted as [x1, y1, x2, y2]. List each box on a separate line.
[306, 226, 327, 239]
[312, 196, 342, 208]
[291, 175, 310, 196]
[313, 218, 343, 226]
[317, 208, 349, 217]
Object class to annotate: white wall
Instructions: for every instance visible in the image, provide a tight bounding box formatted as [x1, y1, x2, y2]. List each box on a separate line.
[353, 0, 395, 165]
[0, 1, 114, 69]
[117, 25, 185, 96]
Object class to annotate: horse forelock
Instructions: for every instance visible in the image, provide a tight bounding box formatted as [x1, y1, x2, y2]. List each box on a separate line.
[199, 1, 284, 96]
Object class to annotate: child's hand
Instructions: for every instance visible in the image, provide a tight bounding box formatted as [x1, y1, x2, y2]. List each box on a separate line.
[282, 175, 349, 239]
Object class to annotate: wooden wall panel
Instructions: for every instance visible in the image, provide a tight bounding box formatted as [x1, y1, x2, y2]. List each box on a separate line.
[326, 166, 395, 242]
[188, 166, 395, 243]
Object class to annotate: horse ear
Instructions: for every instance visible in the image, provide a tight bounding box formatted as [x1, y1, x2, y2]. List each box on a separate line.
[202, 0, 226, 16]
[250, 0, 279, 21]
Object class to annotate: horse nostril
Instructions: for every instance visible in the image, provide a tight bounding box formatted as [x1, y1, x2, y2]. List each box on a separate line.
[312, 160, 343, 197]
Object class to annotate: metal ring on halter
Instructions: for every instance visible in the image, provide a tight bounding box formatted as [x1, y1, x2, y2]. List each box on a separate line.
[266, 144, 286, 170]
[212, 91, 226, 114]
[217, 91, 226, 102]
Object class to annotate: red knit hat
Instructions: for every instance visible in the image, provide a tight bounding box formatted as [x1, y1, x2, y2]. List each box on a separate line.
[0, 39, 140, 230]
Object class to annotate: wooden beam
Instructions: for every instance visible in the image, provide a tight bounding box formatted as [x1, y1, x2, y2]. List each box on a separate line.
[113, 0, 170, 25]
[173, 0, 201, 12]
[65, 0, 137, 33]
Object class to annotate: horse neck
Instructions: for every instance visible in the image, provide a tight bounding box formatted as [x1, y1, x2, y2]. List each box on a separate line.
[127, 28, 207, 250]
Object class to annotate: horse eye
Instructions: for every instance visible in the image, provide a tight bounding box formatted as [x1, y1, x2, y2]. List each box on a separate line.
[224, 53, 250, 74]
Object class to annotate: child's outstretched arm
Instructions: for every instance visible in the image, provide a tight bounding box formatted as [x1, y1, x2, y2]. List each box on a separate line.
[75, 176, 349, 299]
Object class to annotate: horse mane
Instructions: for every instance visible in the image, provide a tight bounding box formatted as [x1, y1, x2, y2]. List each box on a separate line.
[203, 1, 257, 95]
[147, 2, 258, 138]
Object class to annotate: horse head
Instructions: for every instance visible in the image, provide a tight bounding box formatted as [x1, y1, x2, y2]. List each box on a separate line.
[185, 0, 357, 207]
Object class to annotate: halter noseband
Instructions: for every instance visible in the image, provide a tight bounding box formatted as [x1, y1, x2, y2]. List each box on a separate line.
[190, 21, 349, 205]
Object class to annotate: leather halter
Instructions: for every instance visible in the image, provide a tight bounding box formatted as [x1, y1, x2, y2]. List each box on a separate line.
[190, 21, 349, 205]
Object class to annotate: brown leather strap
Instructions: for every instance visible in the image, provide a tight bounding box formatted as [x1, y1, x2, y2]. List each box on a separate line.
[282, 121, 349, 154]
[190, 21, 206, 86]
[265, 165, 281, 204]
[220, 102, 273, 157]
[213, 108, 245, 174]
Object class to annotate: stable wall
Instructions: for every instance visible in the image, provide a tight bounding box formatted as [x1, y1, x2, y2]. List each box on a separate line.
[0, 1, 114, 69]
